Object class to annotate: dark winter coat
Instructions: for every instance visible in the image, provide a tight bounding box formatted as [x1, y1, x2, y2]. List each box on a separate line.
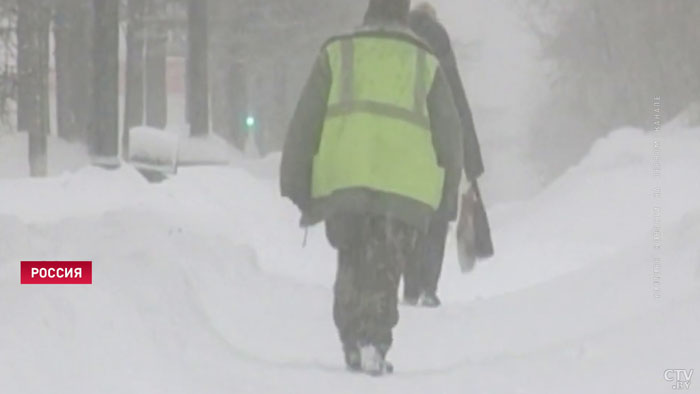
[280, 24, 464, 232]
[409, 10, 485, 181]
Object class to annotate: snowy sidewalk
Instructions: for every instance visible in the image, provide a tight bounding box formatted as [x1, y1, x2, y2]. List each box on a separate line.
[1, 127, 699, 393]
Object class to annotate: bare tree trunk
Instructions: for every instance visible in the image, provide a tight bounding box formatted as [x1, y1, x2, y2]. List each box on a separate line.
[271, 60, 288, 152]
[17, 0, 46, 177]
[145, 0, 167, 129]
[38, 3, 51, 137]
[209, 0, 228, 138]
[54, 0, 73, 140]
[227, 60, 247, 150]
[210, 49, 228, 138]
[90, 0, 120, 167]
[55, 0, 92, 142]
[124, 0, 146, 157]
[75, 2, 93, 142]
[187, 0, 209, 137]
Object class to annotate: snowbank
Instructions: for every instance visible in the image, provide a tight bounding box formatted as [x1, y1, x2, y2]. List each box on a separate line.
[0, 132, 89, 179]
[439, 126, 700, 300]
[0, 126, 698, 393]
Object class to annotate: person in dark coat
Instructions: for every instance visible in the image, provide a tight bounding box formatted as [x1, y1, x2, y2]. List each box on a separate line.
[280, 0, 464, 375]
[403, 2, 489, 307]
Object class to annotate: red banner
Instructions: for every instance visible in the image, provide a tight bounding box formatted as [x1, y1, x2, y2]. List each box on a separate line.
[21, 261, 93, 285]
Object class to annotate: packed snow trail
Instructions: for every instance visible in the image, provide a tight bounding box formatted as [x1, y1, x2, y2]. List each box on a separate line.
[1, 127, 699, 394]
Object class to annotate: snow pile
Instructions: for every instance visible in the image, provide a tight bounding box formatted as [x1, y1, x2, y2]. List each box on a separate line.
[177, 132, 234, 165]
[127, 126, 179, 173]
[0, 132, 89, 179]
[439, 126, 700, 300]
[0, 126, 698, 393]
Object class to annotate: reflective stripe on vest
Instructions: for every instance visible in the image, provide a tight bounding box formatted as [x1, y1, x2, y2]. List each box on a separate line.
[326, 38, 431, 130]
[312, 36, 445, 209]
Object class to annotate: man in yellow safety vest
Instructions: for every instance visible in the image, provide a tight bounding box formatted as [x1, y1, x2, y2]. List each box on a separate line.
[280, 0, 463, 375]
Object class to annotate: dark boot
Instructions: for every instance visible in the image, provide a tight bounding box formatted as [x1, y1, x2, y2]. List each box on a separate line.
[403, 294, 420, 306]
[402, 245, 422, 305]
[420, 292, 441, 308]
[421, 218, 449, 300]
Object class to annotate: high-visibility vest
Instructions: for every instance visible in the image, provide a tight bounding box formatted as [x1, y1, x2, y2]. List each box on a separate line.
[311, 34, 445, 209]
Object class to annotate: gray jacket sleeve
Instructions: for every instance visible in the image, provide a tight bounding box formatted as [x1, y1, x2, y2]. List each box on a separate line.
[440, 46, 484, 182]
[279, 52, 331, 212]
[409, 13, 485, 181]
[427, 67, 464, 222]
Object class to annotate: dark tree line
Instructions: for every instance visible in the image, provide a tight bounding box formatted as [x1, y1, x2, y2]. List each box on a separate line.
[16, 0, 93, 175]
[7, 0, 212, 176]
[7, 0, 361, 176]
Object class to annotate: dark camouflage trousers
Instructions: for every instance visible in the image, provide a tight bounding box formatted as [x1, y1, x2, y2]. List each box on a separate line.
[326, 214, 417, 356]
[403, 216, 449, 298]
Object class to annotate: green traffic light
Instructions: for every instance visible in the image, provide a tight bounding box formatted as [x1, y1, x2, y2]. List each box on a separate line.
[246, 116, 256, 128]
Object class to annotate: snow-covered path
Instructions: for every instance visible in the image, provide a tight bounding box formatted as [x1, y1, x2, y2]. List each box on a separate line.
[1, 127, 699, 393]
